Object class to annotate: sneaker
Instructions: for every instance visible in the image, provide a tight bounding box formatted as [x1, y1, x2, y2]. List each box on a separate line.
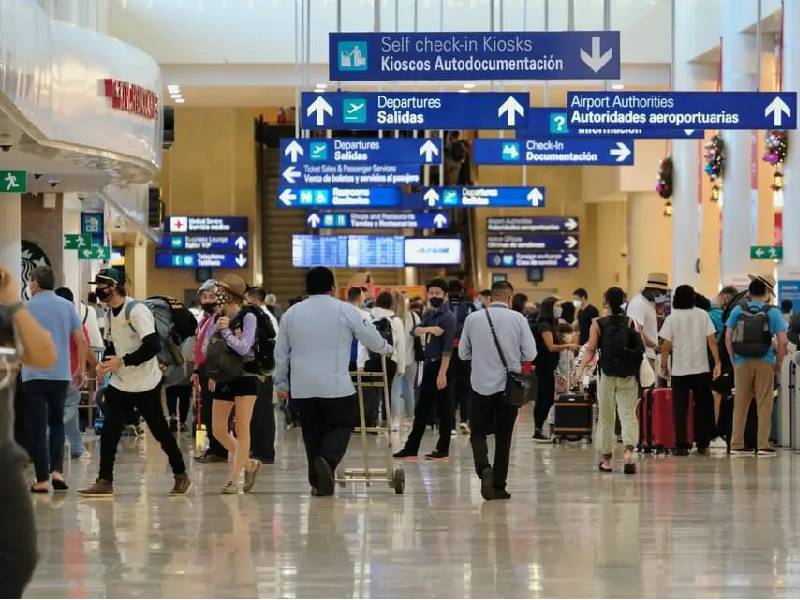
[221, 480, 238, 495]
[730, 448, 754, 457]
[170, 474, 191, 496]
[494, 489, 511, 500]
[532, 431, 551, 443]
[313, 457, 335, 496]
[480, 467, 495, 501]
[393, 449, 417, 459]
[459, 422, 471, 435]
[709, 437, 727, 449]
[424, 451, 449, 461]
[78, 478, 114, 498]
[757, 448, 777, 457]
[243, 459, 261, 493]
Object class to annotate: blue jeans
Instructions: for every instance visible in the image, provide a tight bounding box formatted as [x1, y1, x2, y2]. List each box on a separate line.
[63, 384, 84, 457]
[391, 361, 418, 420]
[22, 379, 69, 483]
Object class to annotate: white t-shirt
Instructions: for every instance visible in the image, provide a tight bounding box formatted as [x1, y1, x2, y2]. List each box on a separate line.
[627, 294, 658, 360]
[107, 299, 163, 392]
[658, 308, 716, 376]
[79, 302, 104, 349]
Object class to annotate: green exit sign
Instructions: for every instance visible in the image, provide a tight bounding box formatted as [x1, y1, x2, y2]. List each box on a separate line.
[750, 245, 783, 260]
[78, 245, 111, 261]
[0, 170, 26, 193]
[64, 233, 92, 250]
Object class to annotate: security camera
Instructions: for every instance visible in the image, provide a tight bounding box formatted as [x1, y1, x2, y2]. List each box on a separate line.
[0, 145, 11, 152]
[33, 173, 43, 180]
[48, 180, 59, 188]
[77, 193, 87, 201]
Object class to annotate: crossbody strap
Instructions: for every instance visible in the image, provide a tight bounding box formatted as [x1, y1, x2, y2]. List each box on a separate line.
[485, 309, 508, 374]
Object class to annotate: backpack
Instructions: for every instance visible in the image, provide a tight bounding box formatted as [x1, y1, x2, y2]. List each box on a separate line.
[231, 305, 277, 375]
[365, 317, 394, 372]
[597, 315, 644, 377]
[451, 299, 478, 346]
[204, 333, 243, 383]
[731, 303, 774, 357]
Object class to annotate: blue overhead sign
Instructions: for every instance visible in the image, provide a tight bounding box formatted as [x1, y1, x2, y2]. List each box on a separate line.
[278, 186, 402, 208]
[488, 251, 579, 268]
[472, 138, 633, 166]
[164, 216, 248, 234]
[519, 107, 704, 139]
[487, 216, 579, 233]
[279, 162, 422, 186]
[161, 234, 248, 253]
[81, 212, 104, 245]
[306, 211, 449, 230]
[487, 233, 579, 251]
[567, 92, 798, 130]
[155, 251, 248, 269]
[417, 186, 545, 209]
[300, 92, 529, 130]
[281, 138, 442, 165]
[329, 31, 620, 81]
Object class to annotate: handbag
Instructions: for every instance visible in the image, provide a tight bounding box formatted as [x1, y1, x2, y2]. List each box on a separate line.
[639, 356, 656, 388]
[485, 310, 538, 407]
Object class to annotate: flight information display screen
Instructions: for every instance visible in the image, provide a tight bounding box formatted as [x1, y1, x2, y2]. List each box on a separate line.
[291, 235, 349, 268]
[347, 235, 405, 268]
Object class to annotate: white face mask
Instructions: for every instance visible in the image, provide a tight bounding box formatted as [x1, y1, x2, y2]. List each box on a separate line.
[572, 299, 582, 309]
[553, 307, 563, 319]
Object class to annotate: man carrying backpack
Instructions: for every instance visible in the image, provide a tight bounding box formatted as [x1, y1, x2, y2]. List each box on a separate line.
[79, 269, 190, 497]
[725, 274, 788, 457]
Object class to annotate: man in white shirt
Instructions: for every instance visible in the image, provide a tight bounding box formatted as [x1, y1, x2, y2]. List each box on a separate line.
[659, 284, 722, 455]
[459, 280, 537, 501]
[627, 273, 670, 368]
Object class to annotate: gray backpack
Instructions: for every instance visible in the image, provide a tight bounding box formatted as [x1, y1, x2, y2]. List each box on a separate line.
[731, 304, 773, 358]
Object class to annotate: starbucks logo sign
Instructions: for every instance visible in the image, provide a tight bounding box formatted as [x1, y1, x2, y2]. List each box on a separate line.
[21, 240, 51, 301]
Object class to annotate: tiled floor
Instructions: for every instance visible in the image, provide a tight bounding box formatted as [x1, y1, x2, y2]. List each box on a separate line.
[24, 416, 800, 598]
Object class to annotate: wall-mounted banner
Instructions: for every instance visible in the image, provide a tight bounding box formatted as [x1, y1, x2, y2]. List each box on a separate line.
[306, 211, 449, 230]
[488, 251, 579, 268]
[281, 138, 441, 165]
[487, 233, 579, 251]
[329, 31, 620, 81]
[518, 107, 704, 139]
[486, 216, 579, 233]
[300, 92, 529, 130]
[279, 162, 421, 186]
[567, 92, 798, 130]
[472, 138, 633, 166]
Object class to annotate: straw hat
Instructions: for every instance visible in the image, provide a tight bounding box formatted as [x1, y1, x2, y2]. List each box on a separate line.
[644, 272, 669, 291]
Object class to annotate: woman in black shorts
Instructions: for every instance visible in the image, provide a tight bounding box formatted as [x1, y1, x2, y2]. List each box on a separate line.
[210, 276, 261, 494]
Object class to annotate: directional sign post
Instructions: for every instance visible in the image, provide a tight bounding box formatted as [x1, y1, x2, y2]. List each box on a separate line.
[280, 163, 422, 186]
[751, 245, 783, 260]
[307, 211, 449, 230]
[0, 170, 26, 193]
[487, 234, 579, 251]
[278, 186, 403, 208]
[64, 233, 92, 250]
[300, 92, 529, 131]
[472, 138, 633, 166]
[329, 32, 620, 80]
[488, 252, 579, 268]
[486, 216, 579, 233]
[280, 138, 442, 165]
[567, 92, 798, 130]
[418, 186, 546, 209]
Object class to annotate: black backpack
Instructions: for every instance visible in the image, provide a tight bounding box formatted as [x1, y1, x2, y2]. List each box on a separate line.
[232, 305, 277, 375]
[451, 299, 478, 345]
[365, 317, 394, 372]
[204, 333, 243, 383]
[597, 316, 644, 377]
[731, 303, 774, 357]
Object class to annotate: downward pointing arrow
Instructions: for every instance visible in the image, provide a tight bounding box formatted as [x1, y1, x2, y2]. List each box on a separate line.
[498, 96, 525, 126]
[235, 254, 247, 268]
[580, 36, 614, 73]
[765, 96, 792, 127]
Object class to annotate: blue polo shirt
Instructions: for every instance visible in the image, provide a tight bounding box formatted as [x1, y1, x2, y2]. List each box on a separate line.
[725, 301, 787, 365]
[21, 291, 82, 382]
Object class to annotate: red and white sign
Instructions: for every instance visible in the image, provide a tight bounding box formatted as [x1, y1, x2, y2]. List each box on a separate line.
[170, 216, 188, 233]
[103, 79, 159, 120]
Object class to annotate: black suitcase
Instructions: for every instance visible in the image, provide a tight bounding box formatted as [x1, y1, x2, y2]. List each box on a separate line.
[552, 391, 593, 443]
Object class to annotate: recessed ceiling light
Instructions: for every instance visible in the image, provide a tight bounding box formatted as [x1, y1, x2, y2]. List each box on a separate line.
[458, 89, 470, 93]
[175, 98, 185, 104]
[167, 84, 180, 94]
[463, 83, 476, 89]
[315, 83, 328, 89]
[611, 83, 624, 90]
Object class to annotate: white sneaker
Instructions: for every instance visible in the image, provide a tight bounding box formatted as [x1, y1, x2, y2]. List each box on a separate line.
[459, 422, 471, 435]
[709, 438, 727, 449]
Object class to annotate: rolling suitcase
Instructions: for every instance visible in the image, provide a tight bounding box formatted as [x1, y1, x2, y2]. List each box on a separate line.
[552, 390, 594, 443]
[638, 388, 694, 453]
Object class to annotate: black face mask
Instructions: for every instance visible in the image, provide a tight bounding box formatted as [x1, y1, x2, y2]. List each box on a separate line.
[95, 288, 112, 302]
[429, 297, 444, 309]
[201, 302, 218, 314]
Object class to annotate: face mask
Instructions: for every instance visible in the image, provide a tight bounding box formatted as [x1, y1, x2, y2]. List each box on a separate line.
[554, 307, 563, 319]
[429, 297, 444, 309]
[474, 301, 483, 310]
[572, 299, 582, 309]
[95, 288, 112, 302]
[202, 302, 218, 314]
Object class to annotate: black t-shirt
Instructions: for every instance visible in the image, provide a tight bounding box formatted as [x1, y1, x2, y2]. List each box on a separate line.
[578, 304, 600, 346]
[534, 320, 560, 372]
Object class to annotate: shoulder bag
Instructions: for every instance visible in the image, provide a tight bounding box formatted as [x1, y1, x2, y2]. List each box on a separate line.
[485, 310, 538, 407]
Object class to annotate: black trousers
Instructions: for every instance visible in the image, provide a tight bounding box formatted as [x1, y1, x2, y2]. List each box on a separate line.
[295, 396, 357, 488]
[165, 384, 192, 424]
[99, 385, 186, 482]
[469, 390, 519, 491]
[533, 367, 556, 431]
[360, 359, 397, 428]
[22, 379, 69, 483]
[0, 444, 37, 598]
[672, 372, 715, 450]
[250, 377, 276, 462]
[403, 359, 453, 455]
[200, 368, 227, 457]
[449, 353, 472, 424]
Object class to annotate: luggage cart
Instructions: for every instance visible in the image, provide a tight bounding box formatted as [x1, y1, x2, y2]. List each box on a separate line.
[336, 355, 405, 494]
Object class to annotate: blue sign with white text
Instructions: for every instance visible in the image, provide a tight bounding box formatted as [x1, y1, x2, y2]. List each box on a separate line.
[155, 252, 248, 269]
[280, 138, 442, 165]
[416, 186, 545, 209]
[778, 280, 800, 314]
[487, 233, 579, 252]
[278, 186, 402, 208]
[567, 92, 798, 130]
[488, 251, 579, 269]
[329, 31, 620, 81]
[279, 162, 422, 186]
[487, 216, 579, 233]
[472, 138, 634, 166]
[163, 216, 248, 234]
[161, 234, 249, 253]
[81, 212, 104, 245]
[518, 107, 704, 139]
[306, 211, 449, 230]
[301, 92, 529, 130]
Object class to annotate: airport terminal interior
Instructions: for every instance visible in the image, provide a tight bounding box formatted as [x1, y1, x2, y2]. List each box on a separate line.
[2, 0, 800, 598]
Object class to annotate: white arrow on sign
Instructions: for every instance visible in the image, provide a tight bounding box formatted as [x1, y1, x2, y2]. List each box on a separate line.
[527, 188, 544, 207]
[284, 140, 304, 163]
[307, 96, 333, 127]
[433, 213, 448, 229]
[423, 188, 440, 207]
[279, 188, 296, 206]
[419, 140, 439, 163]
[564, 218, 578, 231]
[755, 247, 765, 258]
[580, 36, 613, 73]
[235, 254, 247, 268]
[307, 213, 321, 228]
[498, 96, 525, 126]
[565, 236, 578, 249]
[610, 141, 631, 163]
[282, 166, 301, 185]
[765, 96, 791, 127]
[235, 236, 247, 250]
[565, 253, 579, 267]
[684, 129, 695, 136]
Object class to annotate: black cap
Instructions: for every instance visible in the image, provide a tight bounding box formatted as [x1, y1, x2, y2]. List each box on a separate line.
[88, 268, 122, 286]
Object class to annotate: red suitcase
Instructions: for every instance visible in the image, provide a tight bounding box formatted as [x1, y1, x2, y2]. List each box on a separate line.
[638, 388, 694, 452]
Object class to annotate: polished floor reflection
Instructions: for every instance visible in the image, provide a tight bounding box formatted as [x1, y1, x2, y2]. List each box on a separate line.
[24, 416, 800, 598]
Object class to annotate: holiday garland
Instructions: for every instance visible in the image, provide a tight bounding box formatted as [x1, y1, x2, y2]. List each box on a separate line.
[656, 156, 673, 199]
[703, 134, 725, 202]
[763, 130, 788, 191]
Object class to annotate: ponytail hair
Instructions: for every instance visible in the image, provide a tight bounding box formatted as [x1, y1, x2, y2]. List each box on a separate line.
[604, 287, 626, 316]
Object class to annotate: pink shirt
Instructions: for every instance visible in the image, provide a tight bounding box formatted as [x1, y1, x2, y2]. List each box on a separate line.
[194, 314, 214, 368]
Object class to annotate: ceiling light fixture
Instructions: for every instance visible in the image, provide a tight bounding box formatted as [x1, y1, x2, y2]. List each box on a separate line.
[167, 84, 181, 94]
[463, 83, 476, 89]
[175, 98, 185, 104]
[611, 83, 624, 90]
[316, 83, 328, 89]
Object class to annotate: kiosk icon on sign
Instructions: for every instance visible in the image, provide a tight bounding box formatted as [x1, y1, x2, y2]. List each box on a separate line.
[338, 41, 368, 71]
